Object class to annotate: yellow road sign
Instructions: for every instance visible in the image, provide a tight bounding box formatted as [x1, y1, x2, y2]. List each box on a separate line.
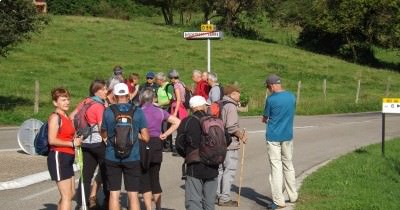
[382, 98, 400, 113]
[201, 24, 216, 32]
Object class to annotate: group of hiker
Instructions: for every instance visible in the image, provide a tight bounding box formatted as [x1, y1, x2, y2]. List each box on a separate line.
[44, 65, 297, 210]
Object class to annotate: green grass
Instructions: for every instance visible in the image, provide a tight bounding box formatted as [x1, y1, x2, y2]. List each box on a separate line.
[1, 15, 400, 124]
[297, 138, 400, 210]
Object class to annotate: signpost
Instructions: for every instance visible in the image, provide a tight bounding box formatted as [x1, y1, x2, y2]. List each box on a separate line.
[381, 98, 400, 156]
[183, 21, 223, 72]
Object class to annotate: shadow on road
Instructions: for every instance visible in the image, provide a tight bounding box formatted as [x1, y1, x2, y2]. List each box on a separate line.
[232, 185, 272, 207]
[38, 203, 57, 210]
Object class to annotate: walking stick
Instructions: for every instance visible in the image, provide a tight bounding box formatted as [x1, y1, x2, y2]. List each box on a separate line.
[77, 146, 87, 210]
[237, 129, 246, 207]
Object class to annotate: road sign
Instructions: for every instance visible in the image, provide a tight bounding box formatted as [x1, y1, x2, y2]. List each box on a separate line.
[382, 98, 400, 113]
[201, 24, 216, 32]
[17, 118, 43, 155]
[183, 31, 223, 40]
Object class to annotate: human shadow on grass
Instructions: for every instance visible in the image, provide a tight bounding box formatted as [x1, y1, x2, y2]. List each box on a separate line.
[0, 95, 31, 111]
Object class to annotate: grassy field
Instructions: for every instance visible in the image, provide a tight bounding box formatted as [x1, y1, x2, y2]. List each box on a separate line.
[0, 15, 400, 125]
[296, 138, 400, 210]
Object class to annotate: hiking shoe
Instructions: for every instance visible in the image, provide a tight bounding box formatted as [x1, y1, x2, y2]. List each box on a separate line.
[268, 202, 286, 210]
[218, 200, 238, 207]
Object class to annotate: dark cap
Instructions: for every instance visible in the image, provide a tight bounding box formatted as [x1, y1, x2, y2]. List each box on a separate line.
[146, 71, 155, 78]
[113, 65, 123, 76]
[265, 74, 281, 85]
[224, 85, 240, 95]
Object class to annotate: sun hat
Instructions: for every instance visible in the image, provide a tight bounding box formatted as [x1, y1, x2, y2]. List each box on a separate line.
[113, 83, 129, 96]
[189, 96, 210, 108]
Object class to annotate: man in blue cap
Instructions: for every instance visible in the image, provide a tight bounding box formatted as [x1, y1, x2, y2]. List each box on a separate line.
[139, 71, 160, 96]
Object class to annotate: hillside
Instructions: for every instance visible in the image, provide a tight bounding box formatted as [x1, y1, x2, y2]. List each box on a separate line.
[0, 15, 400, 124]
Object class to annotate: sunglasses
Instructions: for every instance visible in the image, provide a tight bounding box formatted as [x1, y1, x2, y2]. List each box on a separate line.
[170, 77, 179, 79]
[146, 77, 154, 80]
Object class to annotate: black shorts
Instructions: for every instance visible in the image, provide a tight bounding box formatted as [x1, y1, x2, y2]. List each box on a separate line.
[140, 163, 162, 194]
[105, 160, 142, 192]
[47, 151, 75, 181]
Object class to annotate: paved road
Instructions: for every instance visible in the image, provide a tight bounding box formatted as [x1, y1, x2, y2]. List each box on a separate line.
[0, 112, 399, 210]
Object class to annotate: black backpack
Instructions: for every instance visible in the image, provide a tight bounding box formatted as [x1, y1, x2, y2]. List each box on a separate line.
[110, 105, 137, 159]
[176, 115, 227, 165]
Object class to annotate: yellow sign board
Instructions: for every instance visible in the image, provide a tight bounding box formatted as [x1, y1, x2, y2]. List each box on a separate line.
[201, 24, 216, 32]
[382, 98, 400, 113]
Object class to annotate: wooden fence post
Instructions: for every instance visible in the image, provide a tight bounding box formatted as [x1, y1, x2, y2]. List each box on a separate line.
[34, 80, 39, 114]
[297, 80, 302, 105]
[355, 79, 361, 104]
[323, 79, 327, 101]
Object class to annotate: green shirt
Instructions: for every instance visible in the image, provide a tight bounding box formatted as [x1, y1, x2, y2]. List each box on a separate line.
[157, 82, 173, 107]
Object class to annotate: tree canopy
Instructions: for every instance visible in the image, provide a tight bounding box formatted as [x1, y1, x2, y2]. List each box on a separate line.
[0, 0, 45, 57]
[267, 0, 400, 64]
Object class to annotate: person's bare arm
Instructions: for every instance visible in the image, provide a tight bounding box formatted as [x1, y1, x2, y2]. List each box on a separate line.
[160, 115, 181, 140]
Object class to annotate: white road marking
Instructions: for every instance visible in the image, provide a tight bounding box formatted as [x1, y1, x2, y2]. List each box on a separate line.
[21, 178, 80, 201]
[0, 148, 20, 152]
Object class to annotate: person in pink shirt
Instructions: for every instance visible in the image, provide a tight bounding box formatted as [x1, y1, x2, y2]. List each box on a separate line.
[69, 79, 109, 209]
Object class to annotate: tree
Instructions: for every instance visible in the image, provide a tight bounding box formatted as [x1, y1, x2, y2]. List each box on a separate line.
[137, 0, 176, 25]
[0, 0, 45, 57]
[267, 0, 400, 64]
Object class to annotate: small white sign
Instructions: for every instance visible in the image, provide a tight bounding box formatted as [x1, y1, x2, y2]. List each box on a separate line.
[183, 31, 223, 40]
[382, 98, 400, 113]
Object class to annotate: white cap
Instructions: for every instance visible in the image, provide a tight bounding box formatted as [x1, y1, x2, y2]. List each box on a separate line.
[113, 83, 129, 96]
[189, 96, 210, 108]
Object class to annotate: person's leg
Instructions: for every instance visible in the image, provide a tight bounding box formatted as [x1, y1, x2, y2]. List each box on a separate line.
[267, 141, 285, 207]
[150, 163, 162, 210]
[78, 147, 97, 207]
[185, 176, 203, 210]
[109, 191, 121, 210]
[94, 144, 109, 206]
[127, 191, 140, 210]
[281, 141, 298, 203]
[219, 149, 239, 203]
[105, 160, 123, 210]
[123, 162, 142, 210]
[56, 177, 74, 210]
[142, 191, 153, 210]
[216, 164, 223, 200]
[203, 177, 218, 210]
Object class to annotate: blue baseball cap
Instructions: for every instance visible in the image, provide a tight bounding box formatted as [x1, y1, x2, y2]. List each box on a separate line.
[146, 71, 155, 78]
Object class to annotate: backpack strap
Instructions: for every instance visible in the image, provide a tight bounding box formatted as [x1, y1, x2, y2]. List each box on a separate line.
[218, 85, 224, 101]
[165, 83, 174, 100]
[110, 104, 120, 120]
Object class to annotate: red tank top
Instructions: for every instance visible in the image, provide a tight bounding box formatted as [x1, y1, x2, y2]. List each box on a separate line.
[50, 113, 75, 155]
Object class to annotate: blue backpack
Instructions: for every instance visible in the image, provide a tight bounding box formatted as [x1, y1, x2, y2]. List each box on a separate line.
[34, 113, 61, 156]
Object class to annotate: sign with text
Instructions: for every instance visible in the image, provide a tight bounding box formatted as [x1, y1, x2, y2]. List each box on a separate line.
[201, 24, 216, 32]
[382, 98, 400, 113]
[183, 31, 223, 40]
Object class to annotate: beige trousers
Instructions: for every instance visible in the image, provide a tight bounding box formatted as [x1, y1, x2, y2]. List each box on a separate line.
[266, 141, 298, 206]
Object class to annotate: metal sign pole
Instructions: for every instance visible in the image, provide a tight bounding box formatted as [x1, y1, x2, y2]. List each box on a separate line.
[207, 20, 211, 72]
[382, 113, 385, 156]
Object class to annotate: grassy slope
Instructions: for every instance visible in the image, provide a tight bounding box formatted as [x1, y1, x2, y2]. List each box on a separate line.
[1, 15, 400, 124]
[297, 138, 400, 210]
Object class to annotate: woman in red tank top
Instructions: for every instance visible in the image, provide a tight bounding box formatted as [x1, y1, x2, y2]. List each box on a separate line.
[47, 87, 82, 210]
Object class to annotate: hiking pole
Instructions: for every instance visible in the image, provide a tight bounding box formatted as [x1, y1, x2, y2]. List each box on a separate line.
[77, 146, 88, 210]
[237, 128, 246, 207]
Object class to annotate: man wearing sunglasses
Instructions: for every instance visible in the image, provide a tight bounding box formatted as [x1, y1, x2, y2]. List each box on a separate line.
[139, 71, 160, 95]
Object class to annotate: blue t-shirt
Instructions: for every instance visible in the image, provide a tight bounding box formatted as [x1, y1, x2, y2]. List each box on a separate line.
[263, 91, 296, 142]
[101, 103, 147, 162]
